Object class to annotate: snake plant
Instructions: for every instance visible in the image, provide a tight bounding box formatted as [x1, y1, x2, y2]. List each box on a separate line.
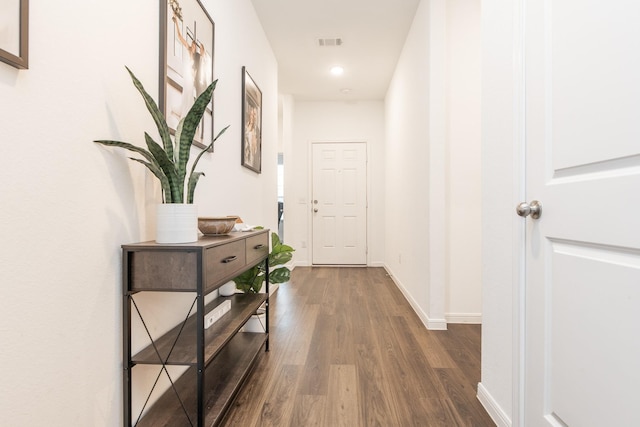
[94, 67, 229, 203]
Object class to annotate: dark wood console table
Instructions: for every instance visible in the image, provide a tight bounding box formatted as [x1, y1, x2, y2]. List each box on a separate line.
[122, 229, 270, 426]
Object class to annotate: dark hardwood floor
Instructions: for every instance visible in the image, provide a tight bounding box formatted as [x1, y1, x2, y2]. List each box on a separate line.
[221, 267, 495, 426]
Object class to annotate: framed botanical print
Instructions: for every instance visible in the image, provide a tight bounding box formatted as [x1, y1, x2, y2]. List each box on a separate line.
[241, 67, 262, 173]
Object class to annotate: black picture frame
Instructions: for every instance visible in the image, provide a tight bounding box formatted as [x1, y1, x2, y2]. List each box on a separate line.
[241, 67, 262, 173]
[159, 0, 214, 151]
[0, 0, 29, 69]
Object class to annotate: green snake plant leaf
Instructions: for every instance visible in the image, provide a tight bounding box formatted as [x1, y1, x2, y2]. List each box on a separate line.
[128, 157, 171, 201]
[125, 67, 174, 160]
[94, 139, 172, 201]
[94, 68, 228, 205]
[176, 80, 217, 183]
[186, 172, 204, 204]
[93, 139, 157, 165]
[145, 133, 181, 203]
[187, 125, 230, 185]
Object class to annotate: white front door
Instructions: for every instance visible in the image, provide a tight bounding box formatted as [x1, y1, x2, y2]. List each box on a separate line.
[312, 142, 367, 265]
[524, 1, 640, 426]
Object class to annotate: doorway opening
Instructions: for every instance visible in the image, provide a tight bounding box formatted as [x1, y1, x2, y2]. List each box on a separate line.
[277, 152, 284, 242]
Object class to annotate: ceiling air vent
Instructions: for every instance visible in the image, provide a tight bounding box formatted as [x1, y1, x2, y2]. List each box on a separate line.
[317, 38, 343, 47]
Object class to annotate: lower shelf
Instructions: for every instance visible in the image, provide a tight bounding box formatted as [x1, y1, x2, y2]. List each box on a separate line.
[135, 332, 267, 427]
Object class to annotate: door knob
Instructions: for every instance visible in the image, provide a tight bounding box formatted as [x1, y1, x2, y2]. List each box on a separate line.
[313, 208, 318, 213]
[516, 200, 542, 219]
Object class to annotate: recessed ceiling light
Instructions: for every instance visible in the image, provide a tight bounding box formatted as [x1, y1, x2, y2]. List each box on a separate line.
[340, 88, 352, 94]
[330, 66, 344, 76]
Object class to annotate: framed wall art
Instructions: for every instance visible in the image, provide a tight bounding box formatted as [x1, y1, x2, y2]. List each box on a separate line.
[0, 0, 29, 69]
[241, 67, 262, 173]
[159, 0, 214, 150]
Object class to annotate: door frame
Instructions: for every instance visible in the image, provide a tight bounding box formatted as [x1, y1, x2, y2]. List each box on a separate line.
[308, 140, 369, 266]
[479, 0, 530, 424]
[514, 0, 526, 424]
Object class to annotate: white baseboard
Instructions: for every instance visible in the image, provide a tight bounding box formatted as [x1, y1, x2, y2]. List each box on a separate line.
[383, 266, 448, 330]
[477, 382, 511, 427]
[293, 261, 310, 268]
[446, 313, 482, 324]
[426, 317, 448, 330]
[292, 261, 387, 268]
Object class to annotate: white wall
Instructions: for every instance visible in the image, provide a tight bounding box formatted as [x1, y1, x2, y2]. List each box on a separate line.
[383, 0, 509, 423]
[285, 100, 386, 266]
[384, 0, 433, 325]
[203, 0, 279, 230]
[445, 0, 482, 323]
[0, 0, 277, 425]
[384, 0, 481, 328]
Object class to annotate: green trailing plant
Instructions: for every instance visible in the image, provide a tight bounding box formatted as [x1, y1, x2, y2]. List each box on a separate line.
[94, 67, 229, 203]
[233, 232, 295, 293]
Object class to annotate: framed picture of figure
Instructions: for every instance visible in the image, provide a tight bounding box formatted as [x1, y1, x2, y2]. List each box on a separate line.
[159, 0, 214, 151]
[0, 0, 29, 69]
[241, 67, 262, 173]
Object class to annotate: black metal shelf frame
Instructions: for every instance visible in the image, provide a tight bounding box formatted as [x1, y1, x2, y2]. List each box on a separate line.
[122, 244, 269, 427]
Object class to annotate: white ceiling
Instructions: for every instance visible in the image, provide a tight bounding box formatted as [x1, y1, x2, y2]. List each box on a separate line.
[250, 0, 421, 101]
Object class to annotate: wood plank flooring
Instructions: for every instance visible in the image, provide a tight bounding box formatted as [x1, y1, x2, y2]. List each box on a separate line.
[221, 267, 495, 427]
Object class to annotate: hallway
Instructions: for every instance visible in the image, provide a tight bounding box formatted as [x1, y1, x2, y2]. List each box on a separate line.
[222, 267, 494, 426]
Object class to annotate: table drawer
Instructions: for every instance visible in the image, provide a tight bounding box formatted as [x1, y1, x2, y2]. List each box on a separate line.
[246, 232, 269, 266]
[204, 240, 246, 291]
[129, 250, 198, 291]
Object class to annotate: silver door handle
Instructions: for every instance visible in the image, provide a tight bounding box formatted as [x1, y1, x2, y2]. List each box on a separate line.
[516, 200, 542, 219]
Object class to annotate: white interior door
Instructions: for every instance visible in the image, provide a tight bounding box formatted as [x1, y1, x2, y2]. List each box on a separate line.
[524, 1, 640, 426]
[312, 142, 367, 265]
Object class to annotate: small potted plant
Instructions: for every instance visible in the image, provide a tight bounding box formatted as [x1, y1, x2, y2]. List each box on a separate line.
[94, 67, 228, 243]
[233, 232, 294, 332]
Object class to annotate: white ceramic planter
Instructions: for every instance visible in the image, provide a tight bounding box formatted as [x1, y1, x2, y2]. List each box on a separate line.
[218, 281, 237, 297]
[242, 312, 266, 333]
[156, 203, 198, 244]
